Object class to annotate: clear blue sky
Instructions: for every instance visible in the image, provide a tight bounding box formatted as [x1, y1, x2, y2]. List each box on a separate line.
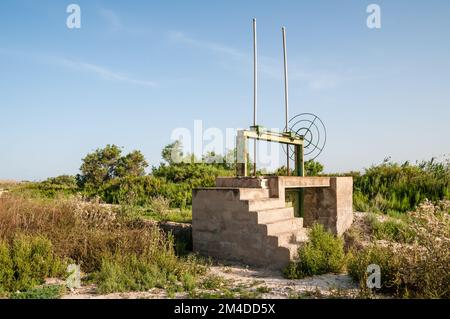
[1, 0, 449, 180]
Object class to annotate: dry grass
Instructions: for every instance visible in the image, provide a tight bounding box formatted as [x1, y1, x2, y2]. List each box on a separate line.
[0, 193, 207, 295]
[0, 194, 197, 274]
[347, 200, 450, 298]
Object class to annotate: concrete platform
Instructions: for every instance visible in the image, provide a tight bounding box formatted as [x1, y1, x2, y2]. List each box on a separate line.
[192, 176, 353, 269]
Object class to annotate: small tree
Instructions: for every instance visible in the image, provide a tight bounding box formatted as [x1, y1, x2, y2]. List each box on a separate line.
[77, 145, 148, 189]
[274, 160, 324, 176]
[305, 160, 324, 176]
[161, 141, 183, 164]
[116, 150, 148, 178]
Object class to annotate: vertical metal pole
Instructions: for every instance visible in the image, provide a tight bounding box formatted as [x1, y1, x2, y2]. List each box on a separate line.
[253, 18, 258, 177]
[282, 27, 290, 176]
[295, 144, 305, 217]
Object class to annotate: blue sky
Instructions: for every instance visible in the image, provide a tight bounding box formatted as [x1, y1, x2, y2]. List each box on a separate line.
[1, 0, 449, 180]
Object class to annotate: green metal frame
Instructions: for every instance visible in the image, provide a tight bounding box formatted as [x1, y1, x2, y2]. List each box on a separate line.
[236, 128, 305, 216]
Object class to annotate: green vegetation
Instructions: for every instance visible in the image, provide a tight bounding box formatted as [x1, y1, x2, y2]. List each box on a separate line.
[353, 158, 450, 214]
[10, 141, 449, 224]
[12, 175, 78, 199]
[284, 224, 346, 279]
[10, 285, 64, 299]
[0, 194, 207, 297]
[2, 141, 449, 299]
[94, 252, 204, 294]
[365, 213, 416, 243]
[272, 159, 324, 176]
[347, 201, 449, 298]
[0, 235, 66, 293]
[9, 142, 235, 223]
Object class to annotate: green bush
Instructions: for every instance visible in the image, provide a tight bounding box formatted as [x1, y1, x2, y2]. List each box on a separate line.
[348, 201, 450, 298]
[347, 245, 404, 295]
[353, 159, 450, 214]
[10, 285, 64, 299]
[365, 214, 416, 243]
[284, 224, 346, 279]
[12, 176, 79, 199]
[95, 255, 170, 293]
[94, 251, 204, 294]
[0, 235, 66, 293]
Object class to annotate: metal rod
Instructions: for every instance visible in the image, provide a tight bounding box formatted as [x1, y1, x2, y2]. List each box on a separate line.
[282, 27, 289, 132]
[253, 18, 257, 177]
[282, 26, 290, 175]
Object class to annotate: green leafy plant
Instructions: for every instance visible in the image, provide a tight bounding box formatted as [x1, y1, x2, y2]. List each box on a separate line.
[0, 235, 66, 293]
[10, 285, 64, 299]
[284, 224, 346, 279]
[353, 159, 450, 214]
[348, 201, 450, 298]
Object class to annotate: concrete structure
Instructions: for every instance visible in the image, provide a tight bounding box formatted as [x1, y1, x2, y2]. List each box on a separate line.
[192, 176, 353, 269]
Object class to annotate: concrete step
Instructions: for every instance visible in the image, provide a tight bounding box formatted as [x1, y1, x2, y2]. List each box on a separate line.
[270, 227, 309, 246]
[247, 198, 286, 211]
[271, 243, 299, 262]
[254, 207, 294, 224]
[295, 228, 310, 242]
[238, 188, 270, 200]
[283, 243, 300, 259]
[264, 217, 303, 235]
[216, 177, 268, 189]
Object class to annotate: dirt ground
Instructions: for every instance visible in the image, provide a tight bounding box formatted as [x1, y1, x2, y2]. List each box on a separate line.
[58, 212, 368, 299]
[60, 263, 359, 299]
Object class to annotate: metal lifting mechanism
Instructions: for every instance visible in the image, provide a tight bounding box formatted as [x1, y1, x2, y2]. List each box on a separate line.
[235, 19, 328, 218]
[236, 19, 305, 178]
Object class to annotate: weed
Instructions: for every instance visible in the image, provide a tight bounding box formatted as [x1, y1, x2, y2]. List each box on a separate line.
[0, 235, 66, 293]
[10, 285, 64, 299]
[365, 213, 416, 243]
[348, 201, 450, 298]
[256, 286, 271, 294]
[284, 224, 346, 279]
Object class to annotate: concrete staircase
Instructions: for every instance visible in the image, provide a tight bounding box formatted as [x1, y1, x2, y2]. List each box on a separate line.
[193, 176, 353, 269]
[193, 179, 310, 269]
[239, 187, 309, 265]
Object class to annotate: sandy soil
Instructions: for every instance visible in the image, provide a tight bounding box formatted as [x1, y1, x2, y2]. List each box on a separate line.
[60, 263, 358, 299]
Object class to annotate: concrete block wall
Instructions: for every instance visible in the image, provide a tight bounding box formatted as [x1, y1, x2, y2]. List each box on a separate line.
[303, 177, 353, 236]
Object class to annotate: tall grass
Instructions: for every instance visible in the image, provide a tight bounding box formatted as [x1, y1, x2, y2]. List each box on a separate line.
[353, 158, 450, 214]
[0, 194, 205, 294]
[348, 200, 450, 298]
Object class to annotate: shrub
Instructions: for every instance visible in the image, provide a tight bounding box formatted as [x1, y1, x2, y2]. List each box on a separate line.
[150, 196, 171, 220]
[11, 176, 79, 199]
[95, 255, 171, 293]
[284, 224, 346, 279]
[365, 214, 416, 243]
[0, 194, 205, 294]
[10, 285, 64, 299]
[348, 201, 450, 298]
[0, 235, 66, 293]
[353, 159, 450, 214]
[94, 241, 204, 294]
[347, 245, 404, 295]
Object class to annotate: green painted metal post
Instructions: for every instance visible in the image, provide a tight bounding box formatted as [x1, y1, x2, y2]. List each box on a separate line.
[295, 144, 305, 217]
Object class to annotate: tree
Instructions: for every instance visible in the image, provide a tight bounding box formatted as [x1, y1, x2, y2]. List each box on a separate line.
[116, 150, 148, 178]
[274, 160, 324, 176]
[77, 145, 148, 189]
[161, 141, 183, 164]
[305, 160, 324, 176]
